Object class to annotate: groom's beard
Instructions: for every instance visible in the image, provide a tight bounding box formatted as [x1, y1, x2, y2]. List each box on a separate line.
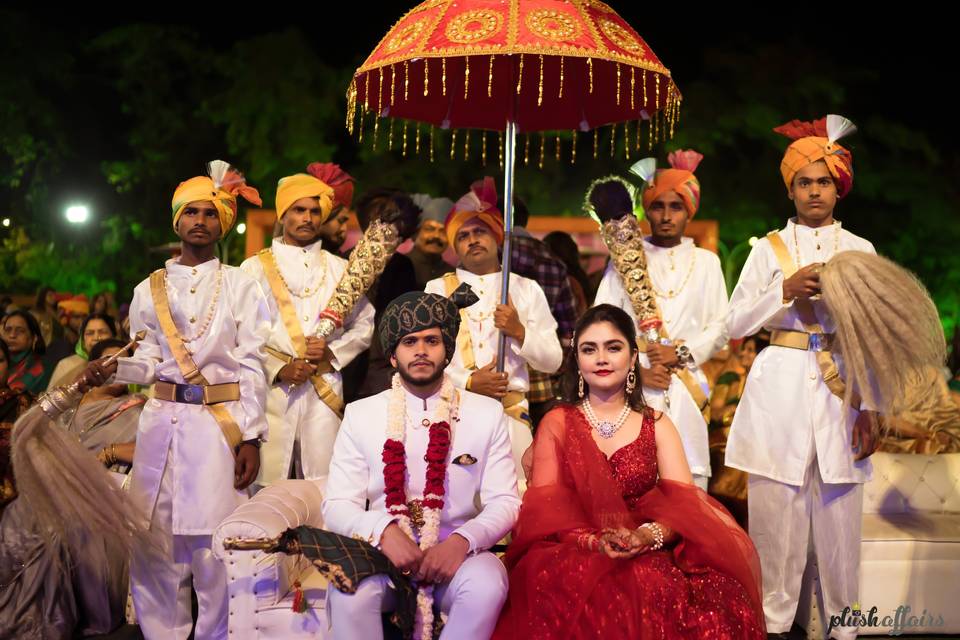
[396, 359, 445, 389]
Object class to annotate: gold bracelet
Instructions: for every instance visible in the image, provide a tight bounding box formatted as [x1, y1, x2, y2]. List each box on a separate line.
[465, 374, 473, 391]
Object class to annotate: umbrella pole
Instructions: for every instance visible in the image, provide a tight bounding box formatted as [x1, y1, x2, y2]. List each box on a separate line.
[495, 119, 518, 372]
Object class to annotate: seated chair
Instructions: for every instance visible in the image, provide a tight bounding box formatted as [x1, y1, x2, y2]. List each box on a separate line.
[212, 480, 330, 639]
[796, 451, 960, 637]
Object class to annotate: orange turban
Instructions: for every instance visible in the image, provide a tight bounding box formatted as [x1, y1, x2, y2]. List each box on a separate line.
[275, 173, 335, 221]
[307, 162, 355, 217]
[640, 149, 704, 216]
[171, 160, 261, 233]
[774, 114, 856, 199]
[444, 177, 505, 247]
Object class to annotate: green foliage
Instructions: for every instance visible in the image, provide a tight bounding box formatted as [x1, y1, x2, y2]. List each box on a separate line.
[1, 19, 957, 342]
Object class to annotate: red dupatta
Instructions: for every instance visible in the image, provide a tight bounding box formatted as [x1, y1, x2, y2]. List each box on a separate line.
[500, 405, 763, 635]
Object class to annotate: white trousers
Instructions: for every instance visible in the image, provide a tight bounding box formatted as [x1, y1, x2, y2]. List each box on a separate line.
[692, 474, 709, 491]
[748, 459, 863, 640]
[130, 451, 229, 640]
[258, 384, 341, 488]
[328, 551, 508, 640]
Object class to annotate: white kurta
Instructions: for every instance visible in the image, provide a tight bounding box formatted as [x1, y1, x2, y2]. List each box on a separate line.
[322, 385, 521, 551]
[424, 269, 563, 479]
[116, 258, 272, 534]
[725, 219, 875, 486]
[594, 237, 728, 478]
[240, 238, 374, 486]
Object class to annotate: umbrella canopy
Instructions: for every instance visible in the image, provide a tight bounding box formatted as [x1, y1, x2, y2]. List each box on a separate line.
[347, 0, 681, 147]
[346, 0, 682, 369]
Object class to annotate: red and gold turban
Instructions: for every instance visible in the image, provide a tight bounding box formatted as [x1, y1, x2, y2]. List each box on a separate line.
[444, 177, 505, 247]
[774, 114, 856, 199]
[640, 149, 704, 216]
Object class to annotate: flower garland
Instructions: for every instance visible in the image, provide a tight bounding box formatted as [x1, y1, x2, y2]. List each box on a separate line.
[382, 373, 455, 640]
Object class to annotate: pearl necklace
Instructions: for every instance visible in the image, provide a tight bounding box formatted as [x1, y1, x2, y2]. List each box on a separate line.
[166, 267, 222, 353]
[581, 398, 631, 439]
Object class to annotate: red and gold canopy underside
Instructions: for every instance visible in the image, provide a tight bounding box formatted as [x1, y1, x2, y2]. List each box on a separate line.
[347, 0, 681, 135]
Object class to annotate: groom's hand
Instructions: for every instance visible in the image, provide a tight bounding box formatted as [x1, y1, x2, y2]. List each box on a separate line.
[380, 523, 424, 576]
[416, 534, 470, 584]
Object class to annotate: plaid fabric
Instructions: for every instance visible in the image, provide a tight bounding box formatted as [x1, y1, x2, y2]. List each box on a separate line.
[275, 526, 417, 638]
[526, 367, 555, 404]
[510, 233, 577, 336]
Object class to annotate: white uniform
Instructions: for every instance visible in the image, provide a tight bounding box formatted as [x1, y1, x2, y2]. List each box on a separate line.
[725, 219, 875, 639]
[323, 385, 521, 640]
[116, 257, 271, 640]
[241, 238, 374, 486]
[424, 269, 564, 483]
[594, 237, 729, 486]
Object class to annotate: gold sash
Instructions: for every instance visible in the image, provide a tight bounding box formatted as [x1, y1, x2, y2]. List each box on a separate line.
[629, 267, 709, 420]
[148, 269, 243, 454]
[765, 230, 853, 403]
[443, 272, 531, 428]
[257, 249, 344, 419]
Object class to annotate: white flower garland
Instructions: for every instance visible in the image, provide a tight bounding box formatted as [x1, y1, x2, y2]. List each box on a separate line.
[385, 373, 456, 640]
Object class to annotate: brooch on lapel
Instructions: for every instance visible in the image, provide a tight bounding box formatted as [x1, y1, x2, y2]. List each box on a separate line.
[452, 453, 477, 466]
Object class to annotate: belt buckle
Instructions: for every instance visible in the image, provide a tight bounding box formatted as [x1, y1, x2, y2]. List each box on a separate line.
[808, 333, 825, 352]
[179, 384, 202, 404]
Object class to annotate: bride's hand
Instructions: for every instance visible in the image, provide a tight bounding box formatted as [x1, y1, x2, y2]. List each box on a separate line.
[598, 528, 644, 559]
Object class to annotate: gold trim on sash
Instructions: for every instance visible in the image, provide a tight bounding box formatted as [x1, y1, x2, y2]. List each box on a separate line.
[443, 272, 477, 371]
[148, 269, 244, 454]
[502, 390, 532, 429]
[257, 250, 344, 419]
[765, 231, 855, 404]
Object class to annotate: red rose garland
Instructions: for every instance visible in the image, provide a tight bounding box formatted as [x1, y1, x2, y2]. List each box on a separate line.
[383, 374, 456, 640]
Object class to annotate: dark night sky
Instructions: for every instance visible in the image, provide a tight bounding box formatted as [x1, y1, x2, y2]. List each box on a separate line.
[8, 2, 957, 222]
[26, 3, 952, 139]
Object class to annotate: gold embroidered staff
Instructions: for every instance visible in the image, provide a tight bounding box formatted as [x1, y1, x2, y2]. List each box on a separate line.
[315, 207, 418, 338]
[37, 330, 147, 420]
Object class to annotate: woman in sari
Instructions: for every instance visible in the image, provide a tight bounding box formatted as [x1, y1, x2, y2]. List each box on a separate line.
[59, 338, 142, 474]
[2, 310, 51, 395]
[494, 305, 764, 640]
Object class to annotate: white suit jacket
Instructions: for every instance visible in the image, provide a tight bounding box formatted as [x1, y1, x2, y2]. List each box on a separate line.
[322, 384, 521, 552]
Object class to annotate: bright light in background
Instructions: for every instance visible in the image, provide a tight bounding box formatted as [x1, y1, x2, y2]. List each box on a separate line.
[1, 218, 9, 228]
[65, 205, 90, 224]
[236, 222, 247, 235]
[748, 236, 758, 247]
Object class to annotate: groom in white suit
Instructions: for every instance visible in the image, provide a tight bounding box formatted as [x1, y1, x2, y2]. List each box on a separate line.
[322, 285, 521, 640]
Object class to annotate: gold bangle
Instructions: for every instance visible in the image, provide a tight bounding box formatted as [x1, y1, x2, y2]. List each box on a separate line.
[465, 374, 473, 391]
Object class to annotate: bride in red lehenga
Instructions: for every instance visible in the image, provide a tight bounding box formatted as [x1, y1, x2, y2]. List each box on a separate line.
[494, 305, 765, 640]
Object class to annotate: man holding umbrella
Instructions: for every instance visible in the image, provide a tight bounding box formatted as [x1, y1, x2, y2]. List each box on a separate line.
[424, 177, 563, 485]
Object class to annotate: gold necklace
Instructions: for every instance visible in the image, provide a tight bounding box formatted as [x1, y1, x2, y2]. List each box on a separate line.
[792, 220, 841, 269]
[272, 247, 328, 299]
[650, 247, 697, 299]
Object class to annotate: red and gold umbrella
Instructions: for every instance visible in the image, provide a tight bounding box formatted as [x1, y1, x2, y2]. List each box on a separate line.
[347, 0, 681, 367]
